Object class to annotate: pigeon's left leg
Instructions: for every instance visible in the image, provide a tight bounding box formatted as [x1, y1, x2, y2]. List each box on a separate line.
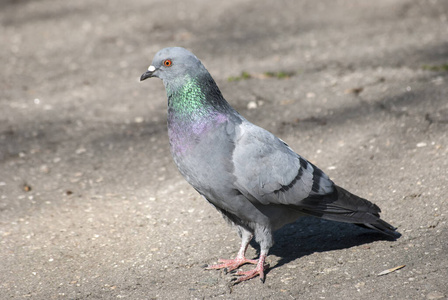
[206, 229, 257, 272]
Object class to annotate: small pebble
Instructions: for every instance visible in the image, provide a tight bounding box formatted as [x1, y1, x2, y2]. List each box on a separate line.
[426, 291, 445, 300]
[76, 148, 86, 154]
[247, 101, 257, 109]
[40, 165, 50, 174]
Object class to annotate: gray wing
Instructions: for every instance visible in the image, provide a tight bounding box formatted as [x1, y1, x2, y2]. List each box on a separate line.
[232, 122, 334, 205]
[231, 121, 400, 238]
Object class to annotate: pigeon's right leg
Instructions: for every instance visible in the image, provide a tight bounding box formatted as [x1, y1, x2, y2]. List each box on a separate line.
[206, 229, 257, 272]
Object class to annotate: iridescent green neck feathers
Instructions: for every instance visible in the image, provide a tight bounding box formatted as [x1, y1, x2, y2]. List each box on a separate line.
[166, 74, 233, 154]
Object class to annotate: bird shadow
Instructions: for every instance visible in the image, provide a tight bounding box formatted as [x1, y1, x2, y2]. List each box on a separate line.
[250, 216, 397, 272]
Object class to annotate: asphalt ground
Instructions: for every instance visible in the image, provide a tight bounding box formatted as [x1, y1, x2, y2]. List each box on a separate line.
[1, 0, 447, 299]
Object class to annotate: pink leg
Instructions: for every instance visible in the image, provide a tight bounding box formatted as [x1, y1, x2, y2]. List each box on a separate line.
[206, 254, 259, 273]
[206, 230, 270, 283]
[233, 251, 269, 283]
[206, 232, 256, 272]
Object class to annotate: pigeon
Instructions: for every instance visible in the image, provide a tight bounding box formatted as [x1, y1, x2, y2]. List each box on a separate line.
[140, 47, 400, 283]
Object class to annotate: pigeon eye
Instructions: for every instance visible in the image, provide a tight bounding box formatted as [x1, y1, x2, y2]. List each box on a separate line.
[163, 59, 172, 67]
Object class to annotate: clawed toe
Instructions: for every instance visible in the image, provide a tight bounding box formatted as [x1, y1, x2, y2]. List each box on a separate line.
[232, 263, 269, 284]
[206, 256, 258, 272]
[207, 253, 269, 283]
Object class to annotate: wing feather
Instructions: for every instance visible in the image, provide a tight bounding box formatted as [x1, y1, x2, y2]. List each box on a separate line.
[232, 122, 333, 205]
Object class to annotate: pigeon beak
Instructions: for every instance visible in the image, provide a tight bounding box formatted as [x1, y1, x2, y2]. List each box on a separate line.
[140, 65, 156, 81]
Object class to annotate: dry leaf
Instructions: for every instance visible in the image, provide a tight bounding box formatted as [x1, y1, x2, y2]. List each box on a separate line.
[377, 265, 405, 276]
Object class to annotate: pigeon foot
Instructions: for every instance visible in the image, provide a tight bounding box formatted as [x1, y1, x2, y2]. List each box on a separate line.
[233, 255, 269, 284]
[206, 256, 258, 273]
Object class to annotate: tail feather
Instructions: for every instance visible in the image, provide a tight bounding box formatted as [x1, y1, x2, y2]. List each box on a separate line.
[298, 185, 401, 239]
[361, 218, 401, 239]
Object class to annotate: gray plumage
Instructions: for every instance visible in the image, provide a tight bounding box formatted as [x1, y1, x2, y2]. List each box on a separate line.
[140, 47, 400, 283]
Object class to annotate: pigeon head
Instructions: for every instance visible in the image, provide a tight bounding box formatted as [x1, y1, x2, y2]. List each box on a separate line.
[140, 47, 207, 85]
[140, 47, 231, 115]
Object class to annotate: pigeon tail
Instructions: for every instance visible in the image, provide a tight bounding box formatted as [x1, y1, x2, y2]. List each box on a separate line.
[299, 185, 401, 239]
